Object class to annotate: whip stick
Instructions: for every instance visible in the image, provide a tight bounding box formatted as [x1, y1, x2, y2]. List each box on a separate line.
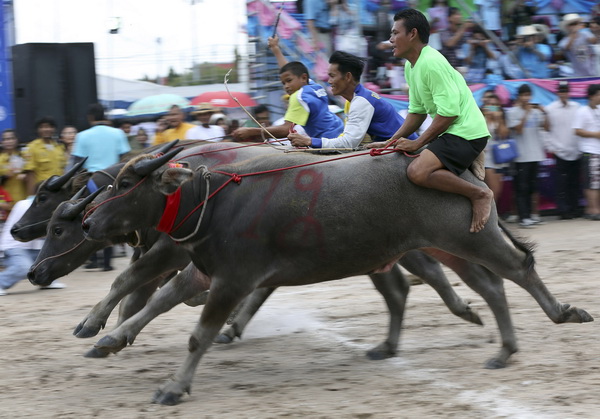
[272, 3, 284, 38]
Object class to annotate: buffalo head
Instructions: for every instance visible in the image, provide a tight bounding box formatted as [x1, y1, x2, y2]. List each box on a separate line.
[82, 145, 189, 241]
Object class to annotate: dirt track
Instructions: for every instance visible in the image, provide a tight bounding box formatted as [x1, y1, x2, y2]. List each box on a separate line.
[0, 218, 598, 418]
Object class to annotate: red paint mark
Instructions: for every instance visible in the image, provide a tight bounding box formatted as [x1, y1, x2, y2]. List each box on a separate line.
[277, 169, 325, 254]
[241, 172, 284, 239]
[202, 145, 238, 168]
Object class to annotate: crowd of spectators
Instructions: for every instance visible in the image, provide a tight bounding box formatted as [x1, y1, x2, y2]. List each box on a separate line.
[354, 2, 600, 90]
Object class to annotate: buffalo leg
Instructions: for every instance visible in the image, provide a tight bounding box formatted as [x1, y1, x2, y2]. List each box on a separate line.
[424, 248, 518, 368]
[152, 278, 253, 405]
[399, 250, 482, 325]
[94, 264, 211, 356]
[214, 287, 276, 344]
[73, 241, 189, 339]
[84, 275, 169, 358]
[365, 263, 409, 360]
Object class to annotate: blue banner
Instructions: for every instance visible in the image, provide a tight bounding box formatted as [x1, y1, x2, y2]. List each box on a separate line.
[0, 1, 13, 132]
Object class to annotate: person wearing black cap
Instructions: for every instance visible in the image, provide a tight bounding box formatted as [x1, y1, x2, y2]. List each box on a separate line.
[544, 81, 582, 219]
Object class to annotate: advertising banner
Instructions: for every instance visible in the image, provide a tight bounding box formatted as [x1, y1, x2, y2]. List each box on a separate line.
[0, 2, 13, 131]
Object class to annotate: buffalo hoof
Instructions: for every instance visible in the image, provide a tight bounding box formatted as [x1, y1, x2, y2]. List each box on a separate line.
[366, 342, 396, 360]
[73, 321, 105, 338]
[484, 358, 506, 369]
[558, 304, 594, 324]
[95, 335, 128, 354]
[461, 306, 484, 326]
[213, 332, 235, 344]
[152, 381, 189, 405]
[84, 346, 112, 358]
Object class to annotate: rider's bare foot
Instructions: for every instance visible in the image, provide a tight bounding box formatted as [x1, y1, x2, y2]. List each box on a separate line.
[470, 188, 494, 233]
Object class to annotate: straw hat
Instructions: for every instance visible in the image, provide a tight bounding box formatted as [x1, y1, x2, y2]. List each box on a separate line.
[192, 102, 216, 115]
[516, 25, 537, 37]
[560, 13, 583, 33]
[532, 23, 550, 39]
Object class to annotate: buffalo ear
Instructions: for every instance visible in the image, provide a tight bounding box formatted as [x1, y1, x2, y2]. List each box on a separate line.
[157, 167, 193, 195]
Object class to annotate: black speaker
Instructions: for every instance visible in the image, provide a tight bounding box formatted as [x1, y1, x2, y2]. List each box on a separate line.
[11, 43, 97, 143]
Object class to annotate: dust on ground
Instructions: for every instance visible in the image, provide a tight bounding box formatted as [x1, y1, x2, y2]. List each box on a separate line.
[0, 218, 598, 418]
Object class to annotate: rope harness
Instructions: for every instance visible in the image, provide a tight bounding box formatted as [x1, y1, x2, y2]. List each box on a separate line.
[82, 139, 418, 243]
[29, 238, 87, 274]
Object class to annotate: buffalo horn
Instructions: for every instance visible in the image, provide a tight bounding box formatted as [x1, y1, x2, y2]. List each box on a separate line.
[133, 147, 184, 177]
[71, 185, 88, 201]
[45, 157, 88, 191]
[60, 185, 107, 220]
[152, 139, 180, 156]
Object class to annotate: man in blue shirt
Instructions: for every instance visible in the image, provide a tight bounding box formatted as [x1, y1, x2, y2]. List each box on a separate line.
[72, 104, 130, 172]
[288, 50, 416, 149]
[72, 103, 130, 271]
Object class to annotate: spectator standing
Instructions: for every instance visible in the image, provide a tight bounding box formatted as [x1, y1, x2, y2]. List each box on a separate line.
[0, 129, 27, 202]
[133, 128, 150, 150]
[544, 81, 582, 220]
[506, 84, 549, 228]
[481, 93, 509, 203]
[0, 196, 65, 295]
[573, 84, 600, 220]
[304, 0, 333, 55]
[464, 26, 497, 84]
[59, 125, 77, 157]
[515, 25, 552, 79]
[152, 105, 195, 145]
[440, 8, 473, 74]
[558, 14, 598, 77]
[426, 0, 449, 50]
[507, 0, 537, 39]
[22, 116, 66, 196]
[589, 17, 600, 77]
[71, 103, 131, 271]
[474, 0, 502, 36]
[185, 103, 226, 141]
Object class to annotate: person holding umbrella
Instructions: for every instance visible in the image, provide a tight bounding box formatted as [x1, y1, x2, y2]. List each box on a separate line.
[152, 105, 196, 145]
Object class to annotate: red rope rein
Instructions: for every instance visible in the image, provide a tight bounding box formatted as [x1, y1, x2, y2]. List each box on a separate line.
[168, 143, 418, 234]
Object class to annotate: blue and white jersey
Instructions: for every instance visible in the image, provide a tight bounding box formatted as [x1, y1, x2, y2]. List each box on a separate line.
[285, 81, 344, 139]
[314, 84, 417, 149]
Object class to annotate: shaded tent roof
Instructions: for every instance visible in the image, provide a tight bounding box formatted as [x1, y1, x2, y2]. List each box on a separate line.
[97, 74, 248, 111]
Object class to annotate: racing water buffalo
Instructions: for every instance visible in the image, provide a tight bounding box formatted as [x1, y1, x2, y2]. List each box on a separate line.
[28, 142, 486, 358]
[81, 145, 593, 405]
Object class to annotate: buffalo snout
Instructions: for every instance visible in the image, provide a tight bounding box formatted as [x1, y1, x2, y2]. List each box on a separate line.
[27, 269, 39, 285]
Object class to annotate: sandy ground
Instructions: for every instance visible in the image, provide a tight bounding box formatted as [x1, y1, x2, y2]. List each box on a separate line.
[0, 218, 598, 418]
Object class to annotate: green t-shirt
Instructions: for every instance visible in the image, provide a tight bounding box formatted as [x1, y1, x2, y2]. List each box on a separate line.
[405, 45, 490, 140]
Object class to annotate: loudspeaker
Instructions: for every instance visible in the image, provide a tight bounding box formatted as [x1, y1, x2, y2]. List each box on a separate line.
[11, 43, 97, 143]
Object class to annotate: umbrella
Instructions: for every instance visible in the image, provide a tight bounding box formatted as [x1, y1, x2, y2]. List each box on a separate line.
[127, 94, 190, 117]
[190, 91, 257, 108]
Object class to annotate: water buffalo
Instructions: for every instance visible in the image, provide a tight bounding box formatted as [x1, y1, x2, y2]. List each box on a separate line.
[28, 143, 485, 358]
[81, 146, 593, 405]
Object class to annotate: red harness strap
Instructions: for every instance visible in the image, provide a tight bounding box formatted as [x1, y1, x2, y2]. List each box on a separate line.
[156, 187, 182, 233]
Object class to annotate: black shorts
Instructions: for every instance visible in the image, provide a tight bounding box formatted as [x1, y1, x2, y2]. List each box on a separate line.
[427, 133, 488, 176]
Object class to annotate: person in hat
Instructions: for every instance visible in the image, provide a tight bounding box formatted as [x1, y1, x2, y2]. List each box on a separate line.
[544, 81, 582, 219]
[514, 25, 552, 79]
[152, 104, 195, 145]
[558, 13, 598, 77]
[185, 103, 225, 142]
